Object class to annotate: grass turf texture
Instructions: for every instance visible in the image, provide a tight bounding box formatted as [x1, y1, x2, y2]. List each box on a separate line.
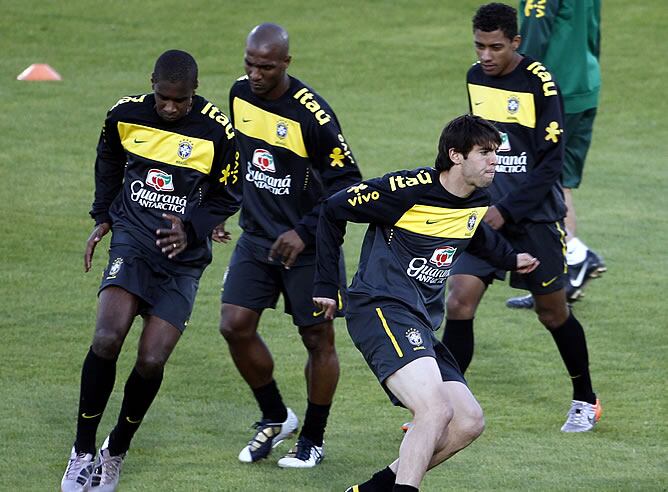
[1, 0, 667, 490]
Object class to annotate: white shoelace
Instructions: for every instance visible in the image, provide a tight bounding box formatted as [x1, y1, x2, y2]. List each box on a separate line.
[65, 453, 91, 480]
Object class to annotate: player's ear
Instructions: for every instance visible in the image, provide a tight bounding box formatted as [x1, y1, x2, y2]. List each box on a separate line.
[511, 34, 521, 51]
[448, 148, 463, 165]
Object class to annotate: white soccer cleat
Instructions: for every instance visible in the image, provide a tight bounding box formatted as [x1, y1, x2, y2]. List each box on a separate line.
[238, 407, 299, 463]
[561, 399, 602, 432]
[277, 436, 324, 468]
[89, 436, 126, 491]
[61, 447, 94, 492]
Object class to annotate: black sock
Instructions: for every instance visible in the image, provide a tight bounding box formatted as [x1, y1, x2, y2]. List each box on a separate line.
[356, 467, 396, 491]
[75, 347, 117, 455]
[393, 485, 418, 492]
[300, 400, 331, 446]
[442, 319, 474, 373]
[107, 367, 163, 455]
[549, 313, 596, 403]
[252, 380, 287, 422]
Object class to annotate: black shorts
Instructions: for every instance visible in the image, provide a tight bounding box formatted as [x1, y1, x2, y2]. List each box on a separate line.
[221, 233, 346, 327]
[99, 242, 202, 332]
[345, 296, 466, 406]
[449, 221, 568, 295]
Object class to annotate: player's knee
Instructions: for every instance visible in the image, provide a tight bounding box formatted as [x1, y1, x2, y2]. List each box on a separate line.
[299, 324, 335, 354]
[461, 404, 485, 441]
[219, 316, 251, 343]
[91, 328, 124, 359]
[536, 305, 569, 330]
[445, 294, 476, 319]
[135, 353, 167, 379]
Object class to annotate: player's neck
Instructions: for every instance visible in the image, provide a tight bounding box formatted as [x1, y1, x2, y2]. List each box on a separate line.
[498, 53, 523, 77]
[439, 170, 474, 198]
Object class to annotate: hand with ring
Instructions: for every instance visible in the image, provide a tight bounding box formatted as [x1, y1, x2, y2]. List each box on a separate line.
[156, 214, 188, 259]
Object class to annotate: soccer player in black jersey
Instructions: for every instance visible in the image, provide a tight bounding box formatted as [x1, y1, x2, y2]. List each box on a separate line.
[314, 115, 538, 491]
[215, 23, 362, 468]
[442, 3, 602, 433]
[60, 50, 240, 492]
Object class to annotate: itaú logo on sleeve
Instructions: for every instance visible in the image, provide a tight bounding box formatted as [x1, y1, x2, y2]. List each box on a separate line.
[252, 148, 276, 172]
[429, 246, 457, 268]
[146, 169, 174, 191]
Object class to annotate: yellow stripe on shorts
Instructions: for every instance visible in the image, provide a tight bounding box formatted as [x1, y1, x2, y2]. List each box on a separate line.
[375, 307, 403, 358]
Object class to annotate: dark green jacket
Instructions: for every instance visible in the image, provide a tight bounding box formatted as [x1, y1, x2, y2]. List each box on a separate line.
[519, 0, 601, 113]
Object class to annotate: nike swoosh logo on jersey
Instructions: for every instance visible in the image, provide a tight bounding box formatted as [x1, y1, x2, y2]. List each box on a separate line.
[571, 260, 590, 288]
[541, 276, 558, 287]
[313, 308, 325, 317]
[474, 101, 484, 105]
[133, 138, 147, 143]
[81, 412, 102, 419]
[242, 118, 252, 123]
[426, 218, 447, 224]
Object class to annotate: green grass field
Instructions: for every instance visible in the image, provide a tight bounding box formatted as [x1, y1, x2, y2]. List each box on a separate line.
[1, 1, 667, 490]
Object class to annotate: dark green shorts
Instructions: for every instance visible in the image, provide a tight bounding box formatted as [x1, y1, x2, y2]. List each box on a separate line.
[562, 108, 597, 189]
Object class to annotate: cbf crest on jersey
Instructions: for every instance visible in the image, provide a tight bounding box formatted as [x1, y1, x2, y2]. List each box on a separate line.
[177, 139, 193, 160]
[430, 246, 457, 268]
[276, 121, 288, 139]
[405, 328, 425, 351]
[507, 95, 520, 114]
[467, 211, 478, 231]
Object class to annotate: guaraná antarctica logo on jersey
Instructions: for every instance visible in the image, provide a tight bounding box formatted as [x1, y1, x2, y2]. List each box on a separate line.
[276, 121, 288, 139]
[246, 148, 291, 195]
[252, 149, 276, 172]
[129, 169, 187, 214]
[106, 257, 123, 279]
[177, 139, 193, 160]
[146, 169, 174, 192]
[429, 246, 457, 268]
[406, 255, 451, 284]
[507, 95, 520, 114]
[467, 211, 478, 232]
[405, 328, 425, 351]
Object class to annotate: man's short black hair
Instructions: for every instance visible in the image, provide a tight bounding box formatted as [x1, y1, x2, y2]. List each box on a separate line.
[472, 2, 518, 40]
[153, 49, 198, 86]
[434, 114, 501, 171]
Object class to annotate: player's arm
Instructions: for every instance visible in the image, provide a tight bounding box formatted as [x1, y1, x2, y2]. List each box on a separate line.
[519, 0, 559, 60]
[186, 135, 242, 246]
[495, 81, 565, 223]
[314, 173, 414, 304]
[89, 114, 125, 227]
[293, 114, 363, 247]
[85, 113, 125, 271]
[466, 221, 539, 273]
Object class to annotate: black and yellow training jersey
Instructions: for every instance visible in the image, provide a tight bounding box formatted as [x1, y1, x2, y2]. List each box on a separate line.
[314, 168, 517, 330]
[90, 93, 241, 269]
[467, 56, 566, 224]
[229, 75, 362, 253]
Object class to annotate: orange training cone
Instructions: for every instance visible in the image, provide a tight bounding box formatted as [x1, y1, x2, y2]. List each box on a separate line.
[17, 63, 62, 81]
